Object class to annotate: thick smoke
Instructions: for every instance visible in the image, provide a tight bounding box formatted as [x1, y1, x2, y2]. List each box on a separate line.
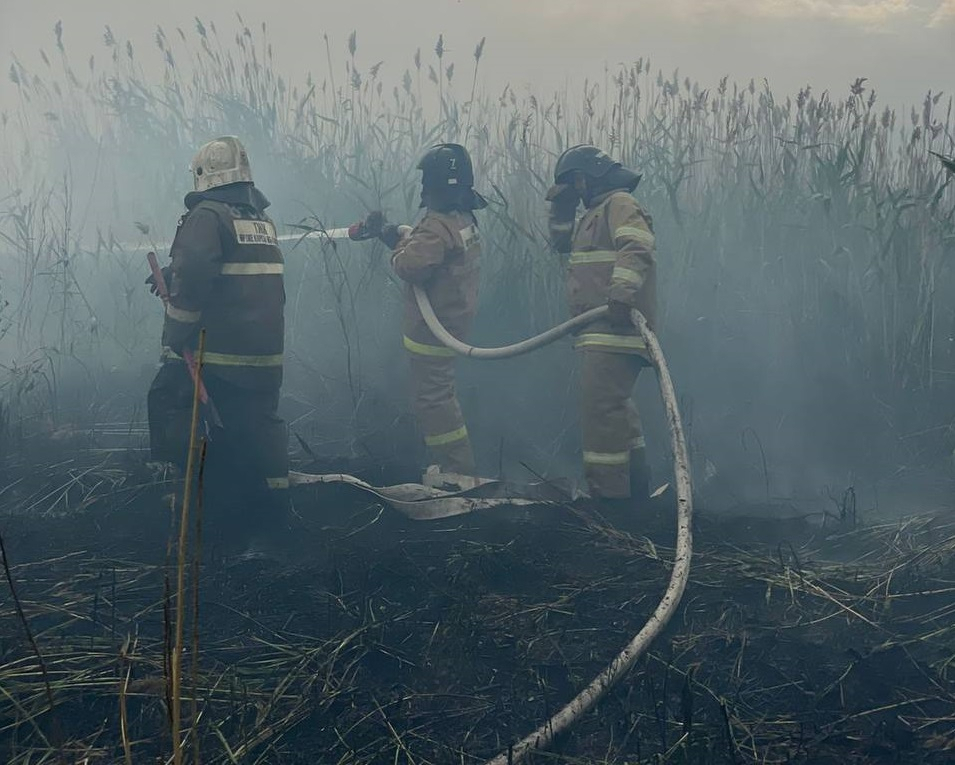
[1, 21, 953, 511]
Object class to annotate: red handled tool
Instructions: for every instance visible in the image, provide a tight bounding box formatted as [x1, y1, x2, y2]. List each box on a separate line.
[147, 251, 223, 429]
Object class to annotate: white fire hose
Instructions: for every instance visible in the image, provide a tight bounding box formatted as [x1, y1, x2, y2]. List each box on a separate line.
[137, 224, 694, 760]
[414, 286, 608, 358]
[359, 226, 694, 762]
[394, 221, 611, 359]
[415, 295, 694, 764]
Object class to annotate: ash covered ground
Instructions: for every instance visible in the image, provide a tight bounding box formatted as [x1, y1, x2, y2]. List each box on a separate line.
[2, 427, 954, 764]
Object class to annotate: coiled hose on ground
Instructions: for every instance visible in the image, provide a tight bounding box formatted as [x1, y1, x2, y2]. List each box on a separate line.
[412, 286, 694, 764]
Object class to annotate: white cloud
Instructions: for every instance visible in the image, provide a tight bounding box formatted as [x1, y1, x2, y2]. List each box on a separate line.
[528, 0, 916, 27]
[929, 0, 955, 25]
[689, 0, 914, 24]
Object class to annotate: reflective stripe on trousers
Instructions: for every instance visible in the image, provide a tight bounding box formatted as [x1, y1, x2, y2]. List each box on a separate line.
[583, 437, 646, 467]
[166, 304, 202, 323]
[403, 335, 456, 357]
[575, 333, 646, 353]
[407, 353, 475, 475]
[579, 350, 645, 499]
[203, 352, 283, 367]
[424, 425, 469, 447]
[160, 348, 282, 368]
[583, 450, 630, 466]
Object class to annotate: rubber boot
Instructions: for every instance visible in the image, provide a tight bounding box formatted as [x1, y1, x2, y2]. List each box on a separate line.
[236, 487, 292, 564]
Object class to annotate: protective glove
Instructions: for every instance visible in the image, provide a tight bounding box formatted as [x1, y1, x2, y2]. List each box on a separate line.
[348, 210, 387, 241]
[606, 298, 633, 330]
[349, 211, 406, 249]
[546, 183, 580, 221]
[380, 224, 405, 249]
[145, 265, 172, 296]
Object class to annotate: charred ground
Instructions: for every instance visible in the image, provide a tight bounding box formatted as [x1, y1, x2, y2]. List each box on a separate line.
[2, 433, 954, 765]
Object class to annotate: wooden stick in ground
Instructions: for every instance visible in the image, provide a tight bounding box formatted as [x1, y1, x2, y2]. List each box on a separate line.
[163, 493, 176, 734]
[119, 633, 137, 765]
[119, 664, 132, 765]
[172, 328, 207, 765]
[483, 309, 695, 765]
[191, 439, 208, 765]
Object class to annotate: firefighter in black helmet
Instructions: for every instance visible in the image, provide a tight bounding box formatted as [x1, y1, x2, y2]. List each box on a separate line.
[369, 143, 487, 478]
[547, 144, 657, 505]
[417, 143, 488, 212]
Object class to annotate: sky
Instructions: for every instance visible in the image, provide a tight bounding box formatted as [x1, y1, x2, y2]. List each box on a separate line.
[1, 0, 953, 113]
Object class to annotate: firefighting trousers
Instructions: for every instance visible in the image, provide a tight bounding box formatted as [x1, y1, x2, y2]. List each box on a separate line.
[407, 353, 475, 475]
[579, 349, 650, 499]
[147, 362, 289, 521]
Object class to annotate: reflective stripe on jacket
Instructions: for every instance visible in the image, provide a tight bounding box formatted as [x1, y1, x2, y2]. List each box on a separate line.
[161, 199, 285, 390]
[392, 209, 481, 355]
[549, 190, 656, 356]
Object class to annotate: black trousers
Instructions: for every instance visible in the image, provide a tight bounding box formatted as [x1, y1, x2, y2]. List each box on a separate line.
[147, 362, 289, 531]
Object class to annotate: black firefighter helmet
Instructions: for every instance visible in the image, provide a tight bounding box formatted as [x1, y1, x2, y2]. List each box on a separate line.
[546, 144, 642, 201]
[417, 143, 488, 210]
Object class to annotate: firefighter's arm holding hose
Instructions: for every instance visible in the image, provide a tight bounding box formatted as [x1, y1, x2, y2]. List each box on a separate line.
[351, 210, 429, 281]
[605, 194, 656, 330]
[390, 216, 454, 285]
[347, 210, 409, 250]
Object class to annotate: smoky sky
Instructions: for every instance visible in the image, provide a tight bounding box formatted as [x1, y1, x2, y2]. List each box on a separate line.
[1, 0, 953, 112]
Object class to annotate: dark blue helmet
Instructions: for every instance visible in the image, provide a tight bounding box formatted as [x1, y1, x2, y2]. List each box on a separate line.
[553, 144, 619, 183]
[417, 143, 488, 210]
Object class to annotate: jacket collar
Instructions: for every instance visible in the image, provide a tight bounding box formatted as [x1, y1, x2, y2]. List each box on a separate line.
[585, 189, 627, 210]
[184, 182, 271, 213]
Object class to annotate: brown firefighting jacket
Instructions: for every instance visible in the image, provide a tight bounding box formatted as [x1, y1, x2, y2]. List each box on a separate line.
[548, 190, 656, 356]
[161, 199, 285, 390]
[391, 209, 481, 357]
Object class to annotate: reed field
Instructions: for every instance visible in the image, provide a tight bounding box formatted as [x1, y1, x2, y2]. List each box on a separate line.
[0, 18, 952, 492]
[1, 17, 954, 765]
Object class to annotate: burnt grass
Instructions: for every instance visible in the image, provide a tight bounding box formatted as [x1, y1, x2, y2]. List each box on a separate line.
[1, 440, 955, 764]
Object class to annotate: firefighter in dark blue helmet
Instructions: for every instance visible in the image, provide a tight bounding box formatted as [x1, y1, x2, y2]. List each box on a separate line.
[365, 143, 488, 477]
[547, 144, 657, 504]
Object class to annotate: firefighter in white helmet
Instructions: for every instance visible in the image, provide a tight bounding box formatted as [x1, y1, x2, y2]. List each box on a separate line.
[147, 136, 289, 544]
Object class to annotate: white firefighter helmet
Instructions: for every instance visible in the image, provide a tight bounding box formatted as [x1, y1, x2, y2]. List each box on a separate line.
[190, 136, 252, 192]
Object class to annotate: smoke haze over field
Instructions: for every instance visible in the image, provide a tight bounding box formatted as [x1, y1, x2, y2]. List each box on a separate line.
[0, 0, 954, 513]
[2, 0, 954, 112]
[4, 8, 955, 765]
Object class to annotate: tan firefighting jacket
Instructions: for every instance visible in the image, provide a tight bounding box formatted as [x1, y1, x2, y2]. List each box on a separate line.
[548, 190, 656, 356]
[161, 199, 285, 390]
[391, 209, 481, 358]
